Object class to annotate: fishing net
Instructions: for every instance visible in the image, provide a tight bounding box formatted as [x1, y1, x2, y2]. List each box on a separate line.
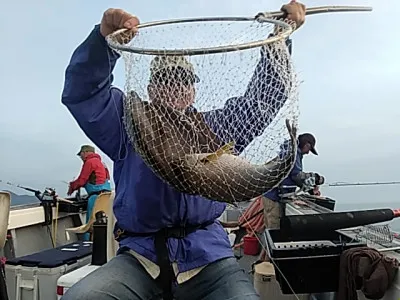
[107, 16, 300, 204]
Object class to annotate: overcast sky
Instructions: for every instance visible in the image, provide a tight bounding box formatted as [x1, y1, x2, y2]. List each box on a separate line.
[1, 0, 399, 206]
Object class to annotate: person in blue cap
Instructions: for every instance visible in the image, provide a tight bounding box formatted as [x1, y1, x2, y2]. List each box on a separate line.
[61, 2, 306, 299]
[262, 132, 324, 230]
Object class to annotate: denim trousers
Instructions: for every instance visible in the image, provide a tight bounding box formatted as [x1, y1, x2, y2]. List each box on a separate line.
[62, 253, 259, 300]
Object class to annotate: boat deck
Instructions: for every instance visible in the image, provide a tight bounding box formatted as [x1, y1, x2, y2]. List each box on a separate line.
[231, 195, 400, 298]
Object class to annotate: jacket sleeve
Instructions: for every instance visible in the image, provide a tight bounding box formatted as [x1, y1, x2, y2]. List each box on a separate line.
[203, 39, 293, 154]
[61, 25, 127, 161]
[69, 160, 94, 191]
[105, 166, 111, 180]
[287, 151, 309, 188]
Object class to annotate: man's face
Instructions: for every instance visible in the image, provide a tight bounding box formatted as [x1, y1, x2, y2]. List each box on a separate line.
[79, 151, 88, 161]
[301, 143, 311, 155]
[148, 67, 196, 110]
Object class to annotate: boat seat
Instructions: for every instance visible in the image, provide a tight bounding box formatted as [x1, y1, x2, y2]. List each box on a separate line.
[65, 191, 118, 261]
[106, 191, 118, 261]
[0, 191, 11, 248]
[65, 192, 113, 236]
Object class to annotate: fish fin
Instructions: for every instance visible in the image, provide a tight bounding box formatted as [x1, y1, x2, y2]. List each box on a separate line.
[264, 156, 280, 167]
[285, 119, 298, 142]
[199, 141, 235, 164]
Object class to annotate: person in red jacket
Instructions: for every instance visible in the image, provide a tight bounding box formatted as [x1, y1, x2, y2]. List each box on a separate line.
[68, 145, 112, 240]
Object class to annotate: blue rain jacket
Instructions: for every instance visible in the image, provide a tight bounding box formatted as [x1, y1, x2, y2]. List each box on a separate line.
[62, 25, 292, 273]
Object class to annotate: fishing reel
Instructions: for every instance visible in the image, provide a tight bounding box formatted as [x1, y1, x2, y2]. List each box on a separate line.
[35, 187, 58, 203]
[37, 187, 59, 226]
[303, 173, 324, 191]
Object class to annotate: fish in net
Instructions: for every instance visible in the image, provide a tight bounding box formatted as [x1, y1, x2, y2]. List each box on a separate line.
[107, 16, 300, 204]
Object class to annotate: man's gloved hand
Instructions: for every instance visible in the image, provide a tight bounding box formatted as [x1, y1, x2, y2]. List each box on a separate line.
[314, 173, 325, 186]
[303, 173, 325, 190]
[304, 176, 316, 188]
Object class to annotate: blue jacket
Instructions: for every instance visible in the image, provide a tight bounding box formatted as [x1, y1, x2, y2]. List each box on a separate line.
[61, 24, 292, 273]
[264, 140, 303, 201]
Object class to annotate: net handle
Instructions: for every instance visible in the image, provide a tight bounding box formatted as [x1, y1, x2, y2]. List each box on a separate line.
[256, 5, 372, 19]
[265, 5, 372, 18]
[256, 5, 372, 23]
[106, 5, 372, 56]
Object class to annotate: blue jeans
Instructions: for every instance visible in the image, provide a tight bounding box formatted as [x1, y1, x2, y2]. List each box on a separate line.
[82, 194, 98, 241]
[62, 253, 259, 300]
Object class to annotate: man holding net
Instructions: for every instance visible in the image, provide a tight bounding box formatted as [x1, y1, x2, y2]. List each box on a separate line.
[61, 2, 306, 300]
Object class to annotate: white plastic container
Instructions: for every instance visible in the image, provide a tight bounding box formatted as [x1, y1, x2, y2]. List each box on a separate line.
[5, 241, 92, 300]
[56, 264, 100, 299]
[253, 262, 309, 300]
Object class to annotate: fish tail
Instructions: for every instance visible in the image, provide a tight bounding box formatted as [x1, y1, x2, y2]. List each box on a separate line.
[285, 118, 297, 142]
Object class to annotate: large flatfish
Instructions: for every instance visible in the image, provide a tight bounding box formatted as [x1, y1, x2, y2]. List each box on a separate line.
[123, 91, 297, 204]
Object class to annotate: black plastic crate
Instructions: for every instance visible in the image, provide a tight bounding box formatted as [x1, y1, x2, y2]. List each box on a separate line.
[303, 196, 336, 211]
[58, 200, 87, 213]
[265, 228, 367, 294]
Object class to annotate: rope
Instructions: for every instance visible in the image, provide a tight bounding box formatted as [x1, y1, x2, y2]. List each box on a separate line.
[232, 197, 265, 249]
[51, 201, 60, 248]
[230, 193, 303, 299]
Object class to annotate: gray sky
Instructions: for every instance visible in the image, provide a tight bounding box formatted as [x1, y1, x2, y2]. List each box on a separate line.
[1, 0, 399, 205]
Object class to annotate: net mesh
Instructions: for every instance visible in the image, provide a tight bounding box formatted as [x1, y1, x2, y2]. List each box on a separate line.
[108, 18, 300, 204]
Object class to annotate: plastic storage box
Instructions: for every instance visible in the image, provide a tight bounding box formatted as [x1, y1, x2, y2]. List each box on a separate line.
[265, 228, 367, 294]
[56, 264, 100, 299]
[58, 199, 88, 213]
[5, 241, 92, 300]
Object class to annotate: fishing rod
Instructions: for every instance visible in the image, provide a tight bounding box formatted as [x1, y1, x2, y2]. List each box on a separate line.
[327, 181, 400, 187]
[281, 208, 400, 235]
[0, 180, 41, 195]
[0, 179, 73, 203]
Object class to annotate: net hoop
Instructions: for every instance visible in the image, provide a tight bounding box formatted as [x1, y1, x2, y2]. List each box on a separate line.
[106, 17, 292, 56]
[106, 5, 372, 56]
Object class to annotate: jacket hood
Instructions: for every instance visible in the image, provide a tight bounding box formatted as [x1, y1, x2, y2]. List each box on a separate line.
[84, 153, 102, 161]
